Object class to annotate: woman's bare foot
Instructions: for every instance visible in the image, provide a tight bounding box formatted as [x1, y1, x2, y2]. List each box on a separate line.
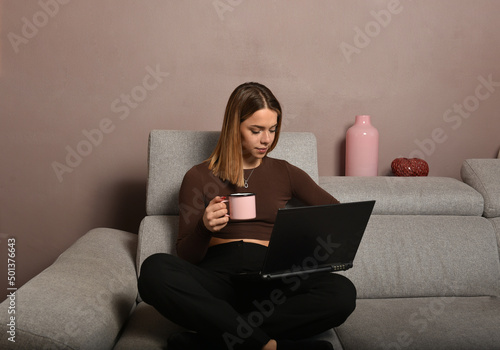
[262, 339, 277, 350]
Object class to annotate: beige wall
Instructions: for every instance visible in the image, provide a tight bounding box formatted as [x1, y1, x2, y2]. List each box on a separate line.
[1, 0, 500, 294]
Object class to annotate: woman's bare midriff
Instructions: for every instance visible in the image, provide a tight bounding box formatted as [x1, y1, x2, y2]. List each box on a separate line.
[209, 237, 269, 247]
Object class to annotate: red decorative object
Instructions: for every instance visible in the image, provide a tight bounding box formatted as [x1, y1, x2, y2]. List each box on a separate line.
[391, 158, 429, 176]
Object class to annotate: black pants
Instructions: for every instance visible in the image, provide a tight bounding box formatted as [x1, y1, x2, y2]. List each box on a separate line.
[138, 241, 356, 350]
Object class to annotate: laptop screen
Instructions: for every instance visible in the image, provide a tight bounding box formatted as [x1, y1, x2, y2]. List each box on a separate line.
[261, 200, 375, 277]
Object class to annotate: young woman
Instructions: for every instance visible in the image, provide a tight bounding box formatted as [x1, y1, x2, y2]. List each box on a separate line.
[138, 82, 356, 350]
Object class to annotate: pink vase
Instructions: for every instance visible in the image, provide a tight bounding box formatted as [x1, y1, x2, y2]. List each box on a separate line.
[345, 115, 379, 176]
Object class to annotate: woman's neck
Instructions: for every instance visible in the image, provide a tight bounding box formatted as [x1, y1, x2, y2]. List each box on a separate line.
[242, 157, 263, 169]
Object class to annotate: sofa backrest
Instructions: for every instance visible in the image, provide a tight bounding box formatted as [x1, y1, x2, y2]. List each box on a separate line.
[146, 130, 320, 216]
[319, 176, 484, 216]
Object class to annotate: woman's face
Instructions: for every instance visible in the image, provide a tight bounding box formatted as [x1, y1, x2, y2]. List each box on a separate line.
[239, 108, 278, 168]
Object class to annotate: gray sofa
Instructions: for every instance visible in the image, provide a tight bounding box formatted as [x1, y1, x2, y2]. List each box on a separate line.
[1, 130, 499, 350]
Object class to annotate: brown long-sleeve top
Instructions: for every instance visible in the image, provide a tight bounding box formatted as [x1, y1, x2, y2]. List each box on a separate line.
[177, 156, 339, 263]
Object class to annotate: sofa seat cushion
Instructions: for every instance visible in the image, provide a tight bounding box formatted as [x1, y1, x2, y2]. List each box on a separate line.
[336, 296, 500, 350]
[319, 176, 483, 216]
[461, 159, 500, 218]
[113, 302, 184, 350]
[114, 303, 343, 349]
[340, 215, 500, 298]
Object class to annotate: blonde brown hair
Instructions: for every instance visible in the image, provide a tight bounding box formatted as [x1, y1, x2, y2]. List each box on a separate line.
[207, 82, 282, 187]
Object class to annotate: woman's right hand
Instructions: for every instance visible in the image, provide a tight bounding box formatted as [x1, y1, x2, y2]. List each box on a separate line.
[203, 196, 229, 232]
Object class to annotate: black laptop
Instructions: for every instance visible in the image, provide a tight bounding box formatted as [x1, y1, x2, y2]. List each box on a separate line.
[234, 200, 375, 281]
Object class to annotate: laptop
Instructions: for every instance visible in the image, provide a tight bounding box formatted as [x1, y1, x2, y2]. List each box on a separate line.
[233, 200, 375, 281]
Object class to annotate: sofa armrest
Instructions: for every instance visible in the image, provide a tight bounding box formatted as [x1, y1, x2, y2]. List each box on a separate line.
[490, 217, 500, 257]
[0, 228, 138, 350]
[461, 159, 500, 218]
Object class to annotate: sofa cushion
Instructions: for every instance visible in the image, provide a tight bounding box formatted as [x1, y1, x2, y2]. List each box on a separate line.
[461, 159, 500, 218]
[319, 176, 484, 216]
[113, 302, 184, 350]
[336, 296, 500, 350]
[146, 131, 320, 216]
[340, 215, 500, 298]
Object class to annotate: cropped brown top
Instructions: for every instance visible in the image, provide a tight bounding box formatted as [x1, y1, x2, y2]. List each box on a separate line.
[177, 156, 339, 263]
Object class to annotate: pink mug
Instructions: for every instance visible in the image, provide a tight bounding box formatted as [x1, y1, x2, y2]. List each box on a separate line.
[222, 193, 256, 220]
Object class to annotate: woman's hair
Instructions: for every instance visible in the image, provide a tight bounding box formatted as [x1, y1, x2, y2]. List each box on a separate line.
[207, 82, 282, 187]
